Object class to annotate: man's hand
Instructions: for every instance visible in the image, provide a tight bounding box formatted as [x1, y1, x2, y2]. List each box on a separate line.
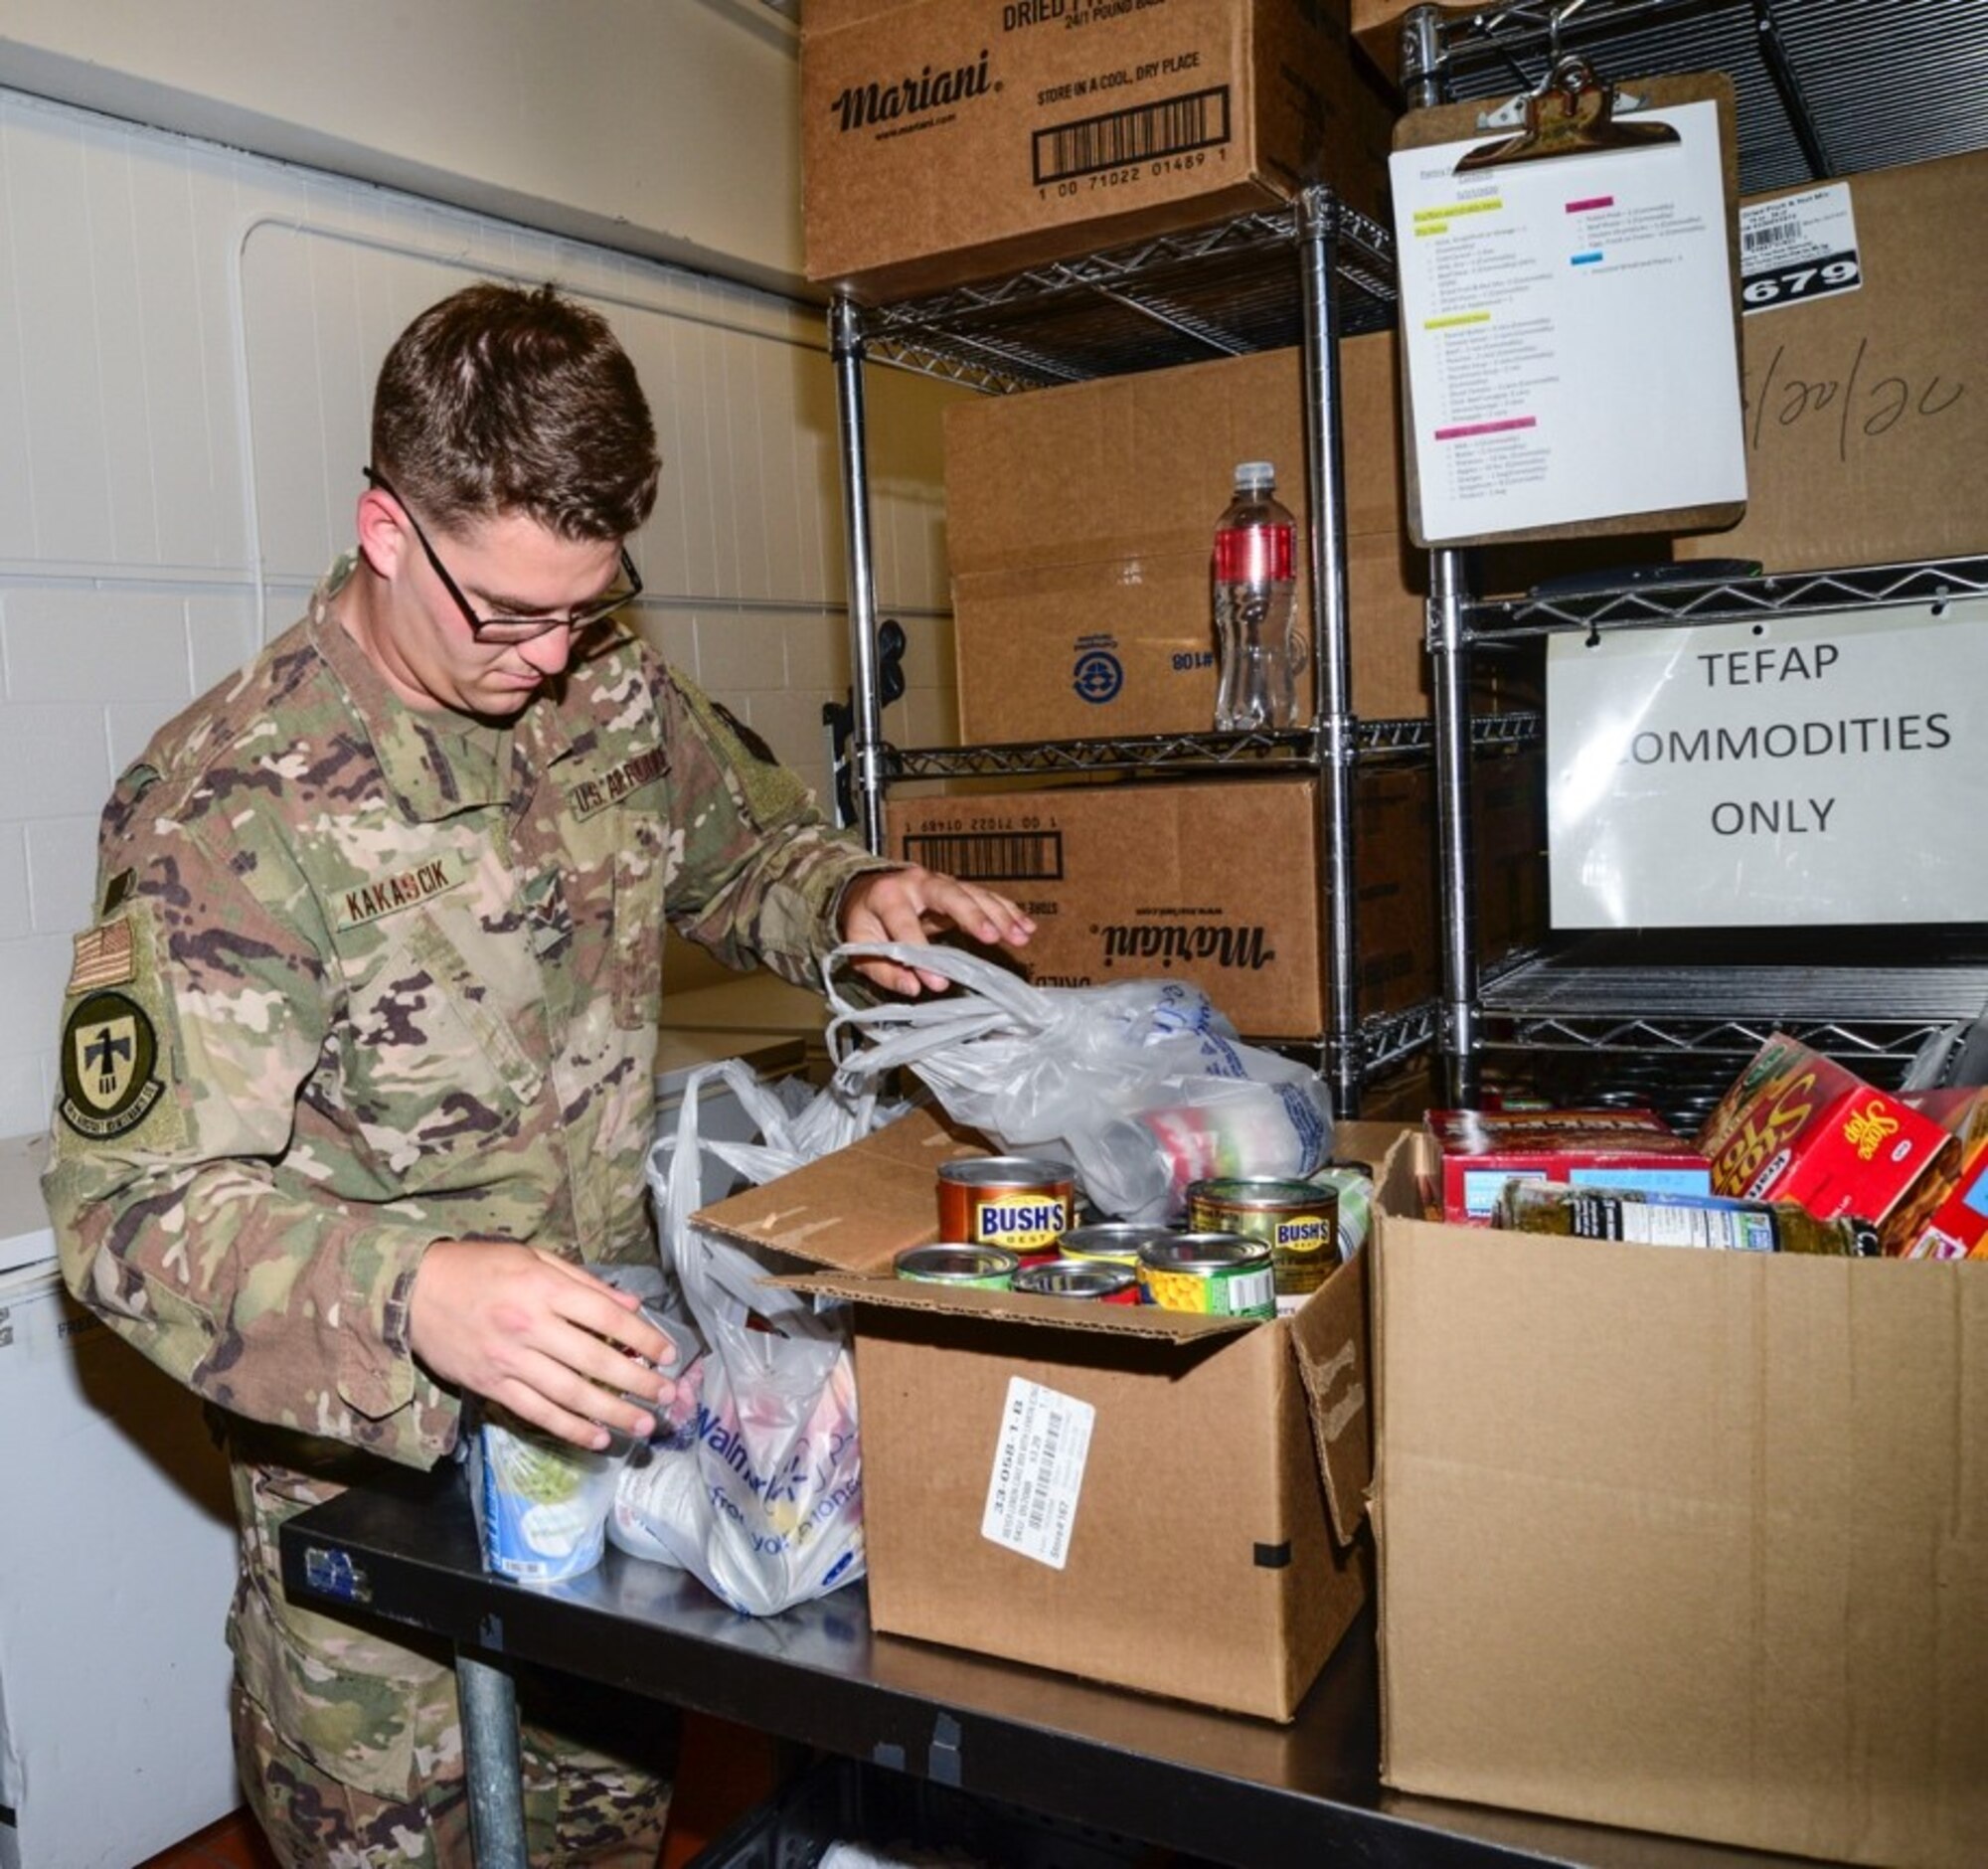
[839, 865, 1035, 996]
[408, 1240, 678, 1450]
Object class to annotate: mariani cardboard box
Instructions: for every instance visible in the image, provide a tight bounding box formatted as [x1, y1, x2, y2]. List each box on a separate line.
[1676, 149, 1988, 574]
[889, 771, 1436, 1036]
[691, 1108, 1406, 1721]
[1371, 1129, 1988, 1868]
[802, 0, 1393, 300]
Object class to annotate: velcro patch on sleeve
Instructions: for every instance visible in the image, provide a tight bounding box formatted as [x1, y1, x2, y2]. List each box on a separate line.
[68, 919, 137, 995]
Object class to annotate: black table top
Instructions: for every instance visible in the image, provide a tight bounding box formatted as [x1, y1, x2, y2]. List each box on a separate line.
[279, 1466, 1807, 1869]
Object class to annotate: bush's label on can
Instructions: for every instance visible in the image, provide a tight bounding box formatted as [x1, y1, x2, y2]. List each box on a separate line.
[981, 1376, 1093, 1571]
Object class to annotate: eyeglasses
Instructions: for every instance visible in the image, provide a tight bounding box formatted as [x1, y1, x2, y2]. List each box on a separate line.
[363, 467, 642, 644]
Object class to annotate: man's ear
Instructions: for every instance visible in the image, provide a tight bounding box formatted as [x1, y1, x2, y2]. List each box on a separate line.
[355, 485, 410, 581]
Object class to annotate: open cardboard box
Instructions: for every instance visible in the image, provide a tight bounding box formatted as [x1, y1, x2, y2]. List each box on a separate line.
[1371, 1129, 1988, 1869]
[692, 1107, 1404, 1721]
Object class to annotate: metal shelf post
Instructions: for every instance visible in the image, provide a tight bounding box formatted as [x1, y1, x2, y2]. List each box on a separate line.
[1297, 185, 1363, 1116]
[1406, 4, 1484, 1108]
[830, 295, 890, 855]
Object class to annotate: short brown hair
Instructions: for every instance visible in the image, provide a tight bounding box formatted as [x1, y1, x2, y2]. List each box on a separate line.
[371, 282, 660, 542]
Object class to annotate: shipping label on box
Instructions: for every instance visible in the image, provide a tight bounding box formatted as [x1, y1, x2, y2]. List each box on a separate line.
[802, 0, 1390, 297]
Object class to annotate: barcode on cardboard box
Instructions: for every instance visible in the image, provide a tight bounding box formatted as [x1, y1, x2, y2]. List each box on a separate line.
[902, 830, 1065, 882]
[1032, 86, 1232, 185]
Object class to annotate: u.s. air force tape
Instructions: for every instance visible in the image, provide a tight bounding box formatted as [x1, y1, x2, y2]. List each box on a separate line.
[59, 989, 166, 1139]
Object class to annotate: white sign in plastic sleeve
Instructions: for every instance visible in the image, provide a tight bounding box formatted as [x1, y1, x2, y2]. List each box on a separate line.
[1391, 98, 1746, 542]
[981, 1376, 1094, 1571]
[1547, 598, 1988, 928]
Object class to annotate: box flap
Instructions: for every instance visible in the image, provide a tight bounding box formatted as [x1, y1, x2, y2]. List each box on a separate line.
[1290, 1244, 1372, 1546]
[691, 1104, 981, 1273]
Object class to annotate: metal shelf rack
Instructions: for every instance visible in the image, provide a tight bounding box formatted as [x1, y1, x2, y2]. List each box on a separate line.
[829, 187, 1441, 1113]
[884, 712, 1540, 782]
[1400, 1, 1988, 1105]
[1387, 0, 1988, 198]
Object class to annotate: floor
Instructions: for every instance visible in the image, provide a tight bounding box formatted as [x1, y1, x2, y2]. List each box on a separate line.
[135, 1714, 779, 1869]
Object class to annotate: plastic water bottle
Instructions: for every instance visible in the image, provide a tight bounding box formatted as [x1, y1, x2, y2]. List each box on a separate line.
[1213, 461, 1303, 732]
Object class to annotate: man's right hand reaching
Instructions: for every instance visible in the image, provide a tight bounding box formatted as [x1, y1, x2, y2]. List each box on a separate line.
[408, 1240, 677, 1449]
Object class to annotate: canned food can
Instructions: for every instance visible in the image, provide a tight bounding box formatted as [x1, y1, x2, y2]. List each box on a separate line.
[1012, 1260, 1141, 1304]
[937, 1156, 1077, 1260]
[1058, 1222, 1176, 1269]
[895, 1244, 1020, 1289]
[1311, 1164, 1374, 1264]
[1136, 1233, 1277, 1320]
[1187, 1176, 1340, 1317]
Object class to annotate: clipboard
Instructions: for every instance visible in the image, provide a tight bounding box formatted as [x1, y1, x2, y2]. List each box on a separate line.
[1391, 64, 1746, 550]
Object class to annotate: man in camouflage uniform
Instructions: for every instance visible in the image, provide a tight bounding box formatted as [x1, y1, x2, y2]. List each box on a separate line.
[42, 282, 1031, 1866]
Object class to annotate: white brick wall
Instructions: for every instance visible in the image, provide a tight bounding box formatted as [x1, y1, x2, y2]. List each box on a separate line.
[0, 85, 965, 1141]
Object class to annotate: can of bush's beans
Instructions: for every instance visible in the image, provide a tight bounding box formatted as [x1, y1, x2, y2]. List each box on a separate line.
[1136, 1233, 1276, 1320]
[1186, 1177, 1339, 1317]
[1057, 1222, 1175, 1272]
[1012, 1260, 1140, 1304]
[937, 1156, 1077, 1262]
[894, 1244, 1019, 1289]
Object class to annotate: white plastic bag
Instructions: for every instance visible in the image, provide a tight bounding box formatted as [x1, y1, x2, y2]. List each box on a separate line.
[613, 1061, 875, 1614]
[822, 942, 1334, 1222]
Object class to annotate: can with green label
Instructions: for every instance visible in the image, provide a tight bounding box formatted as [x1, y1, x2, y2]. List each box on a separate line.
[1186, 1176, 1339, 1317]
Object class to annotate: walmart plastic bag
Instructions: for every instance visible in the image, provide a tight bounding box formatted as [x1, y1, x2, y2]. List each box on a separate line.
[822, 942, 1334, 1222]
[612, 1061, 875, 1614]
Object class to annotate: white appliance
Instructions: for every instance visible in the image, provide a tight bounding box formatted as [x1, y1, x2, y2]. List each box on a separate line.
[0, 1135, 240, 1869]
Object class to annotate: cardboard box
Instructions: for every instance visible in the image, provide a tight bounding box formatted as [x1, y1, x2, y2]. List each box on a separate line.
[888, 771, 1436, 1035]
[945, 337, 1623, 743]
[1696, 1035, 1956, 1251]
[693, 1108, 1405, 1720]
[1678, 150, 1988, 574]
[802, 0, 1391, 300]
[1372, 1129, 1988, 1867]
[945, 336, 1428, 738]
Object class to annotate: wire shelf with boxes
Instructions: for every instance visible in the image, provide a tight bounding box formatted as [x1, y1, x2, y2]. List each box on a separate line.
[829, 180, 1555, 1114]
[1396, 1, 1988, 1105]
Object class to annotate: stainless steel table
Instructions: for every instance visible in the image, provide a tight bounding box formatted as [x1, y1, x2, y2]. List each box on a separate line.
[278, 1467, 1807, 1869]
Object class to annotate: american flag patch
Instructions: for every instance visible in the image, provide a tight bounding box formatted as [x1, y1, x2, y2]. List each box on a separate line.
[68, 920, 136, 995]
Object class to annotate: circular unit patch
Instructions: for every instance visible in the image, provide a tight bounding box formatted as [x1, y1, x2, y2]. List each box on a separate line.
[60, 989, 165, 1139]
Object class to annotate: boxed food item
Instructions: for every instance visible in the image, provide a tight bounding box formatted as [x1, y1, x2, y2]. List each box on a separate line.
[802, 0, 1393, 300]
[1371, 1127, 1988, 1867]
[1898, 1088, 1988, 1261]
[888, 771, 1435, 1036]
[1676, 149, 1988, 574]
[1424, 1106, 1713, 1225]
[690, 1108, 1407, 1721]
[1695, 1035, 1956, 1251]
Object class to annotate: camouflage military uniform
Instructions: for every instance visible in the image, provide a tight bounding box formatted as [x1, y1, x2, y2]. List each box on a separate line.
[43, 559, 892, 1866]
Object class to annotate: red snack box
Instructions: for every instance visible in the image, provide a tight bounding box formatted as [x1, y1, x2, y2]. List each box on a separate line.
[1697, 1037, 1956, 1250]
[1425, 1107, 1713, 1225]
[1898, 1088, 1988, 1261]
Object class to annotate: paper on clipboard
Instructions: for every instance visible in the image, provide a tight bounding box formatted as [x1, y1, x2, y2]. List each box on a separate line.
[1391, 81, 1747, 549]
